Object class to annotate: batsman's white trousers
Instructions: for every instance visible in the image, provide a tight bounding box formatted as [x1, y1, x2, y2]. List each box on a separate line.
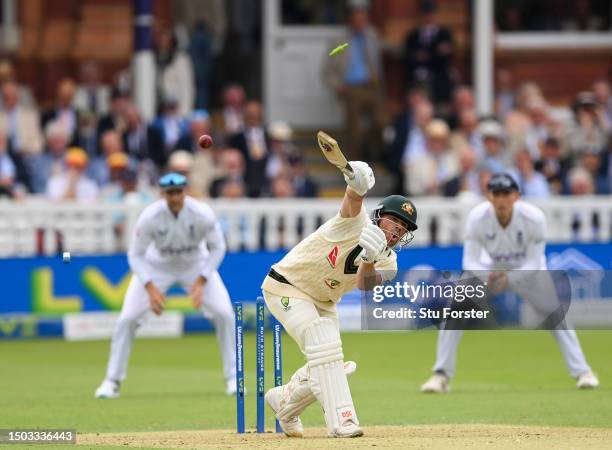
[262, 291, 339, 352]
[262, 291, 343, 419]
[105, 265, 236, 383]
[432, 272, 591, 378]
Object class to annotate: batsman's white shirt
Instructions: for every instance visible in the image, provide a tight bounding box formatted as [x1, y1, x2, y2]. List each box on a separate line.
[462, 200, 547, 271]
[128, 196, 225, 282]
[262, 206, 397, 312]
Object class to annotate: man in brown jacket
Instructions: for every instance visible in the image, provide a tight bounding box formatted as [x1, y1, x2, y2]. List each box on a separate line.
[322, 5, 387, 161]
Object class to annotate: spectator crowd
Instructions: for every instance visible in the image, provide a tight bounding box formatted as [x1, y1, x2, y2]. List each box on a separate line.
[0, 55, 317, 202]
[0, 0, 611, 203]
[325, 0, 612, 200]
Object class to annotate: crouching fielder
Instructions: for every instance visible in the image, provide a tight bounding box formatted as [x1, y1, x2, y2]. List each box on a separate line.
[262, 161, 418, 438]
[95, 173, 236, 398]
[421, 173, 599, 393]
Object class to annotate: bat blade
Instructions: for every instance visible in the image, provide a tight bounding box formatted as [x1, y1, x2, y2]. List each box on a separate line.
[317, 131, 354, 179]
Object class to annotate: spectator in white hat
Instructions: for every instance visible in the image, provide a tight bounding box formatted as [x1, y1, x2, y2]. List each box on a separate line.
[266, 121, 294, 179]
[406, 119, 458, 195]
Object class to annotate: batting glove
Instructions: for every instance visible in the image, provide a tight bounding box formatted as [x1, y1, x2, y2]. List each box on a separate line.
[344, 161, 375, 196]
[359, 222, 387, 263]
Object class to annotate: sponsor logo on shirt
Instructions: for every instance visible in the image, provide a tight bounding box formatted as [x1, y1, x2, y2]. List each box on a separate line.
[324, 278, 341, 289]
[485, 232, 496, 240]
[157, 228, 169, 236]
[159, 245, 198, 255]
[327, 245, 339, 268]
[490, 249, 527, 263]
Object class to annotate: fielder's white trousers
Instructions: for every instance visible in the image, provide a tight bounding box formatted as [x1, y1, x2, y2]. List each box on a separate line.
[433, 272, 591, 378]
[105, 265, 236, 383]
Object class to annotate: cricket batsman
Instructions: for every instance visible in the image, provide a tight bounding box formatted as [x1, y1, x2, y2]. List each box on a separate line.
[95, 173, 236, 398]
[262, 161, 418, 438]
[421, 173, 599, 393]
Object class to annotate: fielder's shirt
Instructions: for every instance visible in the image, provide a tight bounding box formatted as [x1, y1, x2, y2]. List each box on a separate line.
[463, 200, 547, 271]
[262, 206, 397, 310]
[128, 196, 226, 284]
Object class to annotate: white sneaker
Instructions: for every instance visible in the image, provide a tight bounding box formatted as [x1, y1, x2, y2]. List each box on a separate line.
[95, 379, 120, 399]
[576, 371, 599, 389]
[420, 372, 450, 393]
[226, 378, 237, 396]
[225, 378, 247, 396]
[265, 386, 304, 437]
[329, 422, 364, 438]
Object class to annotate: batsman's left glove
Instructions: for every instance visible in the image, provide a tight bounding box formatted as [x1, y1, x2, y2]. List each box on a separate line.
[359, 221, 387, 263]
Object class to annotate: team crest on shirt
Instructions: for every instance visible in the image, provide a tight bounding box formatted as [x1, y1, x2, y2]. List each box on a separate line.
[517, 230, 523, 245]
[189, 224, 195, 239]
[327, 245, 339, 268]
[324, 278, 341, 289]
[401, 202, 414, 214]
[485, 232, 496, 240]
[280, 296, 291, 311]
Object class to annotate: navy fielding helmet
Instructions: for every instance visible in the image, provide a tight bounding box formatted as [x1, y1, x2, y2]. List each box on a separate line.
[487, 173, 519, 194]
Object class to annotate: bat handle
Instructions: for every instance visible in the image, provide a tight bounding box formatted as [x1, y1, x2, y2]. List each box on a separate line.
[342, 166, 355, 180]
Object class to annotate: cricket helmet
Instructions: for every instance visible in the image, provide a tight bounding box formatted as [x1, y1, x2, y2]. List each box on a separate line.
[372, 195, 418, 248]
[487, 172, 519, 194]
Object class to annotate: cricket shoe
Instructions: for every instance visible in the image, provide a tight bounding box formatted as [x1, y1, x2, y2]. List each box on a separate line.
[226, 378, 237, 396]
[95, 379, 120, 399]
[329, 421, 364, 438]
[226, 378, 247, 396]
[265, 361, 358, 438]
[265, 386, 304, 437]
[420, 372, 450, 393]
[576, 371, 599, 389]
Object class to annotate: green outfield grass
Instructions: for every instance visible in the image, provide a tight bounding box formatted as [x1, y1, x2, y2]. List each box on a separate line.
[1, 330, 610, 434]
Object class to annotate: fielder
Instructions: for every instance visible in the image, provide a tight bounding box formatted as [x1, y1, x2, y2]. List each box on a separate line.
[262, 161, 418, 438]
[95, 173, 236, 398]
[421, 173, 599, 393]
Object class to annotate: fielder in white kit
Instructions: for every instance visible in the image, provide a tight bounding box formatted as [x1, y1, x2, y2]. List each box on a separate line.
[421, 173, 599, 393]
[95, 173, 236, 398]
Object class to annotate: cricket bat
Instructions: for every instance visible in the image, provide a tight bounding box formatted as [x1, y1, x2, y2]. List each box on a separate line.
[316, 131, 355, 180]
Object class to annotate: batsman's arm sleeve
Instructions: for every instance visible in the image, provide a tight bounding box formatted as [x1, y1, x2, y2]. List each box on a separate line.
[200, 221, 226, 280]
[127, 214, 155, 285]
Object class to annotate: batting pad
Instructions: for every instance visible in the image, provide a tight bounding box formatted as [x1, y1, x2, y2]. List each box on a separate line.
[276, 364, 312, 421]
[304, 318, 359, 434]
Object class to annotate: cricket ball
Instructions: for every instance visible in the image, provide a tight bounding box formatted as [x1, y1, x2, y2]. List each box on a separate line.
[198, 134, 213, 149]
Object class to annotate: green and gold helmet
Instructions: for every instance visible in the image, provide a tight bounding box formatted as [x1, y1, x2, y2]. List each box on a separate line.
[372, 195, 418, 248]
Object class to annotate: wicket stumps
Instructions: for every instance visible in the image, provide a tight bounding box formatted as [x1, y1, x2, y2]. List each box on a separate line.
[234, 296, 283, 434]
[272, 314, 283, 433]
[235, 302, 245, 433]
[256, 298, 265, 433]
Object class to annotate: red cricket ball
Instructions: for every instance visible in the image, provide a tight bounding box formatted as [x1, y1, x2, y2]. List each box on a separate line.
[198, 134, 213, 149]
